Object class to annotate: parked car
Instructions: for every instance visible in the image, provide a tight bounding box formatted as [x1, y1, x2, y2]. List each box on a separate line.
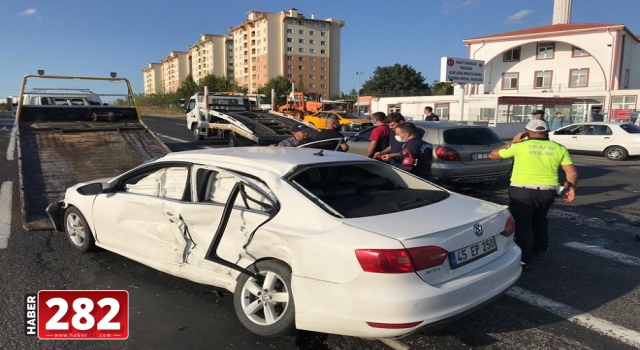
[549, 122, 640, 160]
[347, 122, 513, 185]
[46, 147, 521, 339]
[305, 110, 373, 132]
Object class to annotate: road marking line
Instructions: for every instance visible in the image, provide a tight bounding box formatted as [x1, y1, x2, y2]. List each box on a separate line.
[507, 286, 640, 348]
[154, 133, 189, 143]
[6, 123, 17, 161]
[0, 181, 13, 249]
[563, 242, 640, 267]
[173, 123, 183, 126]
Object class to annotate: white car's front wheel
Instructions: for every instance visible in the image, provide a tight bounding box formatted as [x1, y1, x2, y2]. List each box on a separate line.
[63, 206, 96, 253]
[233, 260, 296, 337]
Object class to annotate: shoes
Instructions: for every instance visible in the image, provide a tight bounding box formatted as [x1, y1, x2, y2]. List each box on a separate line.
[521, 261, 533, 272]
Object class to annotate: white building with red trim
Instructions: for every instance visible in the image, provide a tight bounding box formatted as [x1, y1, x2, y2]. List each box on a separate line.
[362, 0, 640, 137]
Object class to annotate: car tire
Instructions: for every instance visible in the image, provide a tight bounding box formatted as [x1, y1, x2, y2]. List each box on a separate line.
[192, 124, 204, 141]
[604, 146, 628, 161]
[233, 260, 296, 337]
[63, 206, 96, 253]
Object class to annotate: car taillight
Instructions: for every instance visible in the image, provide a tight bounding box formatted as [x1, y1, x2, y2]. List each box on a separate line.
[501, 215, 516, 237]
[355, 246, 448, 273]
[366, 321, 422, 329]
[407, 246, 449, 270]
[435, 145, 461, 161]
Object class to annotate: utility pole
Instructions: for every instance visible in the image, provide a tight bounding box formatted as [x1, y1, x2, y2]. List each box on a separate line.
[355, 71, 364, 115]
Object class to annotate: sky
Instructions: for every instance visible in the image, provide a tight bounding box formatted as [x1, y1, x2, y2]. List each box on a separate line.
[1, 0, 640, 98]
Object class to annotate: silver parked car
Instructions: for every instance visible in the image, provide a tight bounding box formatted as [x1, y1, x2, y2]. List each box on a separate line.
[347, 122, 513, 185]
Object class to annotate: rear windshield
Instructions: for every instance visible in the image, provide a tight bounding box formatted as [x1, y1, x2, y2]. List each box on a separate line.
[337, 112, 360, 119]
[288, 162, 449, 218]
[443, 127, 502, 145]
[619, 123, 640, 134]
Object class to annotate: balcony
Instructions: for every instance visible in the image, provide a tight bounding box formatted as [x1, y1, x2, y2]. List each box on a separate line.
[484, 82, 607, 95]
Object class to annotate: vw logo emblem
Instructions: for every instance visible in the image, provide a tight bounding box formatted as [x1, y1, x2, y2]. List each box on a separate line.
[473, 223, 483, 237]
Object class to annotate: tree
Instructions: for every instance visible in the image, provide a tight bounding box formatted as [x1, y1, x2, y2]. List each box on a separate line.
[258, 76, 293, 107]
[295, 79, 307, 93]
[432, 81, 454, 95]
[176, 75, 199, 102]
[360, 64, 430, 97]
[198, 74, 238, 93]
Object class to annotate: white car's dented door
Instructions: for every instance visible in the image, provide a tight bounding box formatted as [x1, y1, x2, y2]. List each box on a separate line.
[178, 165, 278, 276]
[92, 163, 193, 264]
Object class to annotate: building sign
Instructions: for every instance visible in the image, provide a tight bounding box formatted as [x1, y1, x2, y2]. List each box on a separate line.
[497, 96, 575, 105]
[610, 109, 634, 120]
[440, 57, 485, 84]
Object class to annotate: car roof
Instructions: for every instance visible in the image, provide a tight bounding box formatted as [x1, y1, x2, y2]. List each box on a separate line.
[159, 147, 370, 175]
[411, 121, 490, 130]
[568, 122, 632, 126]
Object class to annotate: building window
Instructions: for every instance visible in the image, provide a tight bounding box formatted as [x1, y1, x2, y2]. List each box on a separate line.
[310, 31, 315, 36]
[309, 40, 315, 45]
[537, 42, 555, 59]
[298, 39, 305, 44]
[309, 83, 315, 88]
[320, 49, 326, 54]
[309, 48, 315, 53]
[320, 84, 326, 89]
[287, 29, 293, 34]
[502, 72, 519, 90]
[287, 56, 293, 60]
[299, 57, 305, 61]
[287, 38, 292, 43]
[612, 96, 636, 110]
[321, 32, 326, 37]
[299, 66, 305, 70]
[569, 69, 589, 87]
[320, 41, 326, 46]
[503, 47, 521, 62]
[434, 103, 450, 120]
[299, 30, 304, 34]
[287, 47, 292, 52]
[310, 66, 316, 71]
[320, 75, 326, 80]
[298, 48, 305, 53]
[310, 57, 316, 62]
[320, 58, 326, 63]
[299, 74, 304, 79]
[309, 75, 315, 79]
[624, 69, 630, 88]
[287, 74, 293, 78]
[534, 71, 552, 89]
[287, 65, 293, 69]
[572, 46, 589, 57]
[320, 66, 326, 71]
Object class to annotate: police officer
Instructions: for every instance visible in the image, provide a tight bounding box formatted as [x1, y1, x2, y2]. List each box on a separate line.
[488, 119, 578, 272]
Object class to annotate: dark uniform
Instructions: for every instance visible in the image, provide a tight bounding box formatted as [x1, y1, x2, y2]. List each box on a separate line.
[401, 137, 433, 181]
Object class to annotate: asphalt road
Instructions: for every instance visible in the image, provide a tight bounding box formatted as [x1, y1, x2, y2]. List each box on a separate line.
[0, 113, 639, 349]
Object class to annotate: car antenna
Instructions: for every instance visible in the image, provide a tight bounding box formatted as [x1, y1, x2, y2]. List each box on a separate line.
[313, 150, 324, 156]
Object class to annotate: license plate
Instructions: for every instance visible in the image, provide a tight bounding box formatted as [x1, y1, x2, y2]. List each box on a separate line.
[449, 237, 497, 269]
[471, 153, 490, 160]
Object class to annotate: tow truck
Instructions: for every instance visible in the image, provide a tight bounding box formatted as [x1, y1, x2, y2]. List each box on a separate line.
[182, 88, 318, 146]
[15, 72, 170, 230]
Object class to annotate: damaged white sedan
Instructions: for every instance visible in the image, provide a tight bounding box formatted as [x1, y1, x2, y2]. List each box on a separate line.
[47, 147, 521, 339]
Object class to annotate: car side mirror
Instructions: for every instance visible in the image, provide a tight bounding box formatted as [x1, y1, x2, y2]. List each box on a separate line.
[76, 183, 104, 196]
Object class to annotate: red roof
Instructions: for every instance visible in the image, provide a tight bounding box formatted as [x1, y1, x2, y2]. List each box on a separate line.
[464, 23, 624, 42]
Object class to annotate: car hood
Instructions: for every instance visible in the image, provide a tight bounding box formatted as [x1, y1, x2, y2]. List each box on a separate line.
[342, 193, 507, 242]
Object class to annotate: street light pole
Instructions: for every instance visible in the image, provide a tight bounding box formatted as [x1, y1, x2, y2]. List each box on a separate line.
[355, 71, 364, 115]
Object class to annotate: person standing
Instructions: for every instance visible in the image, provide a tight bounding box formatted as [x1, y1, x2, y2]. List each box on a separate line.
[591, 109, 605, 122]
[313, 115, 349, 151]
[278, 124, 310, 147]
[488, 119, 578, 272]
[365, 112, 390, 158]
[392, 122, 434, 181]
[379, 112, 425, 167]
[550, 112, 565, 130]
[424, 106, 440, 121]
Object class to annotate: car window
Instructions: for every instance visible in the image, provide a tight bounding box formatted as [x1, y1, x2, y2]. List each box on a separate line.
[554, 125, 584, 135]
[337, 112, 360, 119]
[584, 125, 612, 136]
[620, 124, 640, 134]
[123, 166, 189, 200]
[443, 127, 501, 145]
[288, 162, 449, 218]
[195, 169, 272, 213]
[356, 126, 374, 141]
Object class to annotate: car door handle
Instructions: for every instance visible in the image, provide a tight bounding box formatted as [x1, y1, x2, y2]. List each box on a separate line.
[604, 137, 610, 139]
[572, 136, 578, 138]
[165, 211, 175, 217]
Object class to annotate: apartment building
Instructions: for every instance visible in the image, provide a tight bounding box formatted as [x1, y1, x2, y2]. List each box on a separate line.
[188, 34, 235, 83]
[142, 63, 162, 94]
[160, 51, 190, 93]
[230, 8, 344, 98]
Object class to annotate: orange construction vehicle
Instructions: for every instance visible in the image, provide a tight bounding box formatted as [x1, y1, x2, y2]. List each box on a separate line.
[277, 91, 353, 119]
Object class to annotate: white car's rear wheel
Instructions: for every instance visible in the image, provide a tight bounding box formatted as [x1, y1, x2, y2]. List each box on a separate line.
[233, 260, 296, 337]
[64, 206, 96, 253]
[604, 146, 628, 161]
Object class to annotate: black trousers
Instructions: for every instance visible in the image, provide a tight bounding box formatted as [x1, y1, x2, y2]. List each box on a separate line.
[508, 186, 557, 263]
